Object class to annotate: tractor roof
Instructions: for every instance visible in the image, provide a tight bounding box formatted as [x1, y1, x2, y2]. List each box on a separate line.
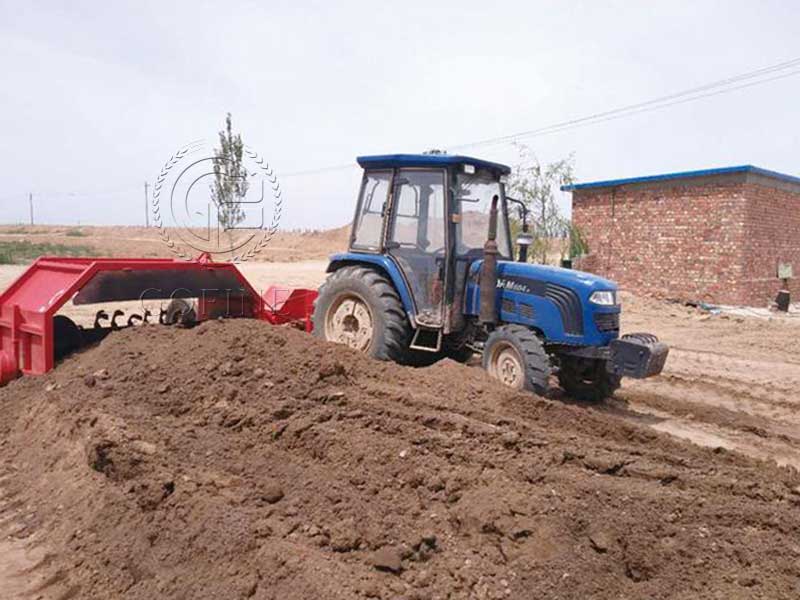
[357, 153, 511, 175]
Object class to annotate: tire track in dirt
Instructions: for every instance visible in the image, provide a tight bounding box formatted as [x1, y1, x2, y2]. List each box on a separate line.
[611, 343, 800, 469]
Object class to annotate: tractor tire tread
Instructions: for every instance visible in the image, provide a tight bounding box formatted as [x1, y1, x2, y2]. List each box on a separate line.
[483, 324, 551, 394]
[313, 265, 411, 362]
[557, 357, 621, 402]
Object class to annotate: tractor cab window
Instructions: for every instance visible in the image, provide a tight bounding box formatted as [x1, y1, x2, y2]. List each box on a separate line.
[454, 170, 512, 259]
[387, 169, 447, 327]
[391, 172, 446, 251]
[352, 171, 391, 250]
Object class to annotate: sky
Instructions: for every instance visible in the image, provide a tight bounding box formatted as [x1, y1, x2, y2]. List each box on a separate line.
[0, 0, 798, 229]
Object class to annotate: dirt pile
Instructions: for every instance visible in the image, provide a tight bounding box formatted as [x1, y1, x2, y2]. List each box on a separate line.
[1, 321, 800, 599]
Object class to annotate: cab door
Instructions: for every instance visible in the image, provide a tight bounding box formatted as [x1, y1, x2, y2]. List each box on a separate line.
[386, 169, 447, 328]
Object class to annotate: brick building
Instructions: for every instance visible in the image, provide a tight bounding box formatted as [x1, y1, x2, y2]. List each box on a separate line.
[563, 165, 800, 306]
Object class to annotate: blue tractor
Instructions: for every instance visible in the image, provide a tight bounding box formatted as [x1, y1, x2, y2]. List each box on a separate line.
[313, 154, 668, 400]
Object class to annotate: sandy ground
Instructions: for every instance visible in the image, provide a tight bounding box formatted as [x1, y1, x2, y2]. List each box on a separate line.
[616, 293, 800, 468]
[0, 224, 349, 262]
[4, 258, 800, 597]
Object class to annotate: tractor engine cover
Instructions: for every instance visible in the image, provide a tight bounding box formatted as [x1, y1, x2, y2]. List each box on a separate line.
[607, 333, 669, 379]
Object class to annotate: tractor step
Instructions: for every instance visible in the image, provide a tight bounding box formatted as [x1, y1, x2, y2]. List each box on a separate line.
[409, 327, 442, 353]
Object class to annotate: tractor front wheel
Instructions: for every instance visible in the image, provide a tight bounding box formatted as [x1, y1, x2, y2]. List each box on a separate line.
[313, 266, 410, 362]
[482, 325, 551, 395]
[557, 357, 621, 402]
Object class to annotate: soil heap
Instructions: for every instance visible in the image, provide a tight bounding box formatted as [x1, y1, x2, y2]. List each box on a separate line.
[1, 319, 799, 599]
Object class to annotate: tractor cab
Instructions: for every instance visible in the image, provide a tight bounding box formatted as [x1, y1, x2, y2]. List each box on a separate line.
[346, 154, 513, 335]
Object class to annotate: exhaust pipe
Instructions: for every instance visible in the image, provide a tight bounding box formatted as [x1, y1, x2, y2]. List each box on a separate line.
[479, 194, 499, 325]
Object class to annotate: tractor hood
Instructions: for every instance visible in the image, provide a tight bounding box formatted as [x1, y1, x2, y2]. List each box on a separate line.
[495, 261, 618, 295]
[465, 260, 620, 345]
[467, 260, 618, 296]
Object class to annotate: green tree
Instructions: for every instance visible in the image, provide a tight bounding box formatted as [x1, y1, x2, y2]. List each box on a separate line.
[565, 222, 589, 261]
[210, 113, 248, 248]
[507, 143, 585, 264]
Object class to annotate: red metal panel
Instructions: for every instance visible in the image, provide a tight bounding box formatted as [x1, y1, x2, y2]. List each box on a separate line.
[260, 287, 318, 332]
[0, 254, 320, 385]
[0, 255, 271, 385]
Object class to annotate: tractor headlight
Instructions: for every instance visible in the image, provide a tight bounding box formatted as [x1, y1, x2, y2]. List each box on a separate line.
[589, 290, 618, 306]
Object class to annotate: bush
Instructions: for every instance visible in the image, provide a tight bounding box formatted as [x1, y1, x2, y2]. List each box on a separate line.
[0, 241, 94, 264]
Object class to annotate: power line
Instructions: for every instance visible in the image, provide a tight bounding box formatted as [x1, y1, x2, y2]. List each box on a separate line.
[278, 55, 800, 174]
[0, 185, 141, 204]
[455, 67, 800, 151]
[282, 162, 358, 178]
[4, 56, 799, 197]
[450, 57, 800, 150]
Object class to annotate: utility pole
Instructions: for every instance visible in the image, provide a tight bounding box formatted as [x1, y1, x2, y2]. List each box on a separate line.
[29, 193, 33, 226]
[144, 181, 150, 227]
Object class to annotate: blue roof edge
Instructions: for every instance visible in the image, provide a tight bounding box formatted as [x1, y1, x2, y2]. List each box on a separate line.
[357, 153, 512, 175]
[561, 165, 800, 191]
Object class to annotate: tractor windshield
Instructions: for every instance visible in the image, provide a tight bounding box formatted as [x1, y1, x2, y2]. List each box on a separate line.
[454, 170, 512, 259]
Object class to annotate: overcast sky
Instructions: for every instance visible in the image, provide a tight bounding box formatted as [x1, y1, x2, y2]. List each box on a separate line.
[1, 0, 798, 229]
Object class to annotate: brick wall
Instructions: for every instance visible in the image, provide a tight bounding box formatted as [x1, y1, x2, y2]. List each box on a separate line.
[740, 183, 800, 305]
[570, 177, 799, 306]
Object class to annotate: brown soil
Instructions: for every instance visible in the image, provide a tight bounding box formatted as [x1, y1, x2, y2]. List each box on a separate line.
[2, 320, 800, 599]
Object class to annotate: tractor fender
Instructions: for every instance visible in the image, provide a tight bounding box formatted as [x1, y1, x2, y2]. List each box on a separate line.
[326, 253, 417, 324]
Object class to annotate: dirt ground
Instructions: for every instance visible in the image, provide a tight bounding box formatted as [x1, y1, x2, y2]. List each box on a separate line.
[0, 224, 350, 262]
[3, 232, 800, 597]
[617, 293, 800, 470]
[2, 320, 800, 599]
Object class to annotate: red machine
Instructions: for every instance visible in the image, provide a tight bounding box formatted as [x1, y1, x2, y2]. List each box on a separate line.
[0, 254, 317, 385]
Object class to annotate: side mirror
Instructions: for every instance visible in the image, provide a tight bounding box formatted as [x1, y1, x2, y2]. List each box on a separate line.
[516, 233, 533, 248]
[516, 233, 533, 263]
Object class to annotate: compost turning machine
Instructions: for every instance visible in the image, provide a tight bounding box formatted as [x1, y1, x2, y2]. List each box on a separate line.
[0, 253, 316, 386]
[0, 153, 668, 399]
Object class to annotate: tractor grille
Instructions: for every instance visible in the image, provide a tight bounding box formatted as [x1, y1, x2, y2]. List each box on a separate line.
[594, 312, 620, 333]
[544, 283, 583, 336]
[491, 274, 582, 335]
[501, 299, 536, 321]
[519, 303, 535, 320]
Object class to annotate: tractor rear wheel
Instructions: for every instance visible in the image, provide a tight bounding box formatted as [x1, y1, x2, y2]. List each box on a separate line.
[313, 266, 410, 362]
[482, 325, 550, 395]
[558, 357, 621, 402]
